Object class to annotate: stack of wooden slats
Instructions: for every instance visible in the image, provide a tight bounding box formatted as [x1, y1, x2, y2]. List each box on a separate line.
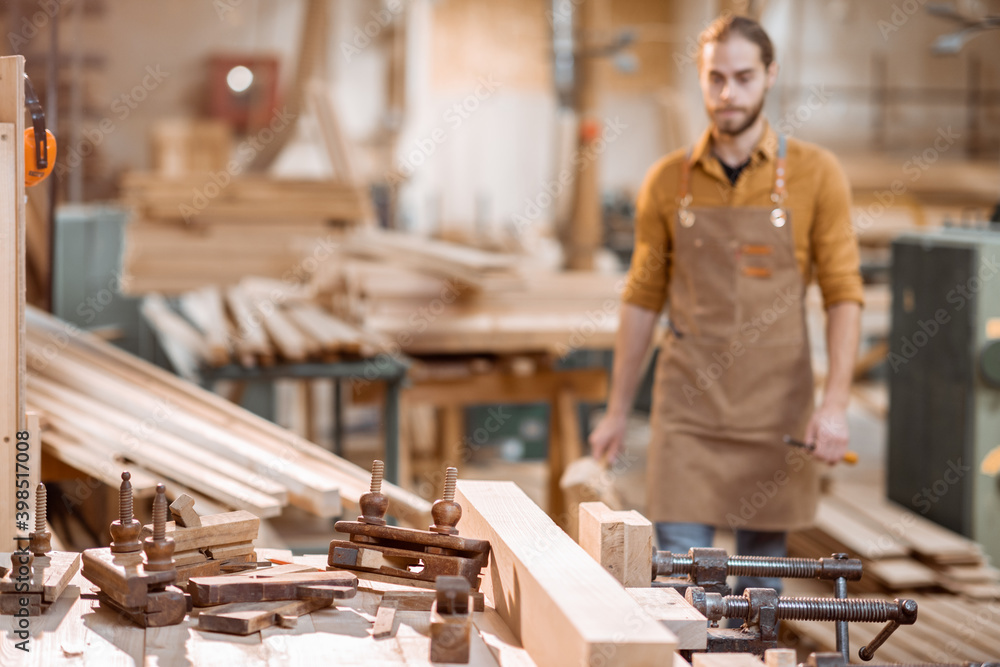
[120, 172, 371, 294]
[340, 228, 527, 291]
[138, 279, 390, 380]
[785, 480, 1000, 661]
[25, 306, 431, 527]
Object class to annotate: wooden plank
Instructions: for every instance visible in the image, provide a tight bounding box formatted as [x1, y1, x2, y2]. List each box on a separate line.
[692, 654, 766, 667]
[627, 587, 707, 650]
[578, 502, 653, 588]
[139, 510, 259, 553]
[198, 597, 331, 635]
[866, 557, 938, 590]
[812, 498, 908, 560]
[0, 54, 26, 559]
[370, 600, 397, 638]
[178, 285, 231, 366]
[456, 480, 677, 667]
[405, 367, 608, 406]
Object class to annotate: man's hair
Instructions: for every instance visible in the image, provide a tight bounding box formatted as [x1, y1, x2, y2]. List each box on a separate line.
[697, 14, 775, 69]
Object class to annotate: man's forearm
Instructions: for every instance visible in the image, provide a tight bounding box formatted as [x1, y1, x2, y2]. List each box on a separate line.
[822, 301, 861, 409]
[606, 303, 659, 418]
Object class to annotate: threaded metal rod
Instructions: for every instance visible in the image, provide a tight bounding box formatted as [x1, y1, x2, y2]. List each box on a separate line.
[723, 596, 906, 623]
[34, 483, 46, 532]
[370, 460, 384, 494]
[120, 471, 134, 524]
[152, 483, 167, 541]
[656, 551, 861, 580]
[442, 467, 457, 502]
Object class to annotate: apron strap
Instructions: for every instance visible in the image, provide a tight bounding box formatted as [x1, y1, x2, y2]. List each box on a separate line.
[677, 133, 787, 206]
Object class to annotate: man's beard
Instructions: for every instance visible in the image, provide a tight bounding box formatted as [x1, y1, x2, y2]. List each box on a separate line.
[711, 93, 766, 136]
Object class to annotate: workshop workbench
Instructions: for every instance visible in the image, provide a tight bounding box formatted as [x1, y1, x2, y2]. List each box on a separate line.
[0, 558, 534, 666]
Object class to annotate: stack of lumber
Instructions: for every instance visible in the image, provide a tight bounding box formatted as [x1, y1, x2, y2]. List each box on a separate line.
[341, 228, 527, 291]
[120, 172, 371, 294]
[24, 306, 431, 526]
[121, 172, 370, 224]
[785, 480, 1000, 661]
[138, 279, 389, 379]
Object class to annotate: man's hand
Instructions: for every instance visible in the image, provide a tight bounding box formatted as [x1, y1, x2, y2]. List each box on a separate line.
[804, 404, 850, 464]
[588, 413, 628, 463]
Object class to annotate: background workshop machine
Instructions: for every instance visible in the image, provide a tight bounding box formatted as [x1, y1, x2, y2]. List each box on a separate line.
[887, 227, 1000, 563]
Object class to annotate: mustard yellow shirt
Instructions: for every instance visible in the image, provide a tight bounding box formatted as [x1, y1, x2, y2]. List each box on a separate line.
[623, 122, 864, 312]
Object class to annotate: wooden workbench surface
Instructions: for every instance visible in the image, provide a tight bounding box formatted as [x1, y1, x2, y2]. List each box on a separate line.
[0, 562, 535, 666]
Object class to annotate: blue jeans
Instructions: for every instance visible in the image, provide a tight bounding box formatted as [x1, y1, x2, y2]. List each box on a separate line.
[655, 521, 787, 595]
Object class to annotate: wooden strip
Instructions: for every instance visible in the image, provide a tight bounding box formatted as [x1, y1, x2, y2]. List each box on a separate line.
[0, 54, 26, 557]
[456, 480, 677, 667]
[198, 597, 331, 635]
[371, 600, 397, 638]
[627, 587, 707, 650]
[178, 286, 231, 366]
[26, 306, 429, 525]
[140, 293, 211, 380]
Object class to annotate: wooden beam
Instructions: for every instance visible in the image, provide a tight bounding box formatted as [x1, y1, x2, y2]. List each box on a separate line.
[0, 55, 26, 555]
[456, 480, 677, 667]
[578, 502, 653, 588]
[626, 588, 707, 651]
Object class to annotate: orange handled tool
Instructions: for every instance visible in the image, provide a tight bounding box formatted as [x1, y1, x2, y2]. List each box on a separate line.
[783, 435, 858, 465]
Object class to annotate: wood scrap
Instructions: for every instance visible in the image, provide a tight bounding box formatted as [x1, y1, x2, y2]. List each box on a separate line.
[197, 597, 332, 635]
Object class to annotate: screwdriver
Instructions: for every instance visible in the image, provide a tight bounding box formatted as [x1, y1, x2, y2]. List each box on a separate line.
[783, 435, 858, 465]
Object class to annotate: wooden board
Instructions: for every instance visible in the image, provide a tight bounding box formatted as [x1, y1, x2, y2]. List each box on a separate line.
[139, 510, 259, 553]
[0, 55, 26, 562]
[456, 480, 677, 667]
[626, 587, 707, 651]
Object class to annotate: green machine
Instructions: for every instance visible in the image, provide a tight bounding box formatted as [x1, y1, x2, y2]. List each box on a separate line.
[888, 227, 1000, 563]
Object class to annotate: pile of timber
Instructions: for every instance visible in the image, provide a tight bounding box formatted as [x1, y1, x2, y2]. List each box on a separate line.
[120, 172, 370, 294]
[138, 279, 389, 380]
[340, 228, 527, 291]
[25, 306, 431, 526]
[785, 480, 1000, 661]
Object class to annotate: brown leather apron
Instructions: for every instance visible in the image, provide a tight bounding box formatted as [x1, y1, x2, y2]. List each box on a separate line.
[646, 135, 819, 532]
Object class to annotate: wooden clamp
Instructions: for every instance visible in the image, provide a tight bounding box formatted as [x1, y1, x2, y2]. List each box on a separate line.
[81, 477, 186, 627]
[0, 484, 80, 615]
[328, 462, 490, 590]
[430, 575, 472, 664]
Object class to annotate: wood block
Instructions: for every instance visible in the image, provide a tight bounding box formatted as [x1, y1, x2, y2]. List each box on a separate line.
[140, 510, 259, 553]
[579, 502, 653, 587]
[764, 648, 797, 667]
[430, 599, 471, 664]
[353, 575, 486, 611]
[189, 571, 357, 607]
[170, 494, 201, 528]
[627, 587, 707, 650]
[197, 597, 331, 635]
[0, 550, 81, 603]
[692, 654, 767, 667]
[457, 481, 677, 667]
[371, 599, 397, 638]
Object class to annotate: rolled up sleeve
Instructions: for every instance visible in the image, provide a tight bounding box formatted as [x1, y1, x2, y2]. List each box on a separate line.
[622, 165, 671, 313]
[810, 150, 865, 309]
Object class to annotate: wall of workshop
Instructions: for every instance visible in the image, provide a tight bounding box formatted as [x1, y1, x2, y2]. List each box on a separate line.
[20, 0, 1000, 235]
